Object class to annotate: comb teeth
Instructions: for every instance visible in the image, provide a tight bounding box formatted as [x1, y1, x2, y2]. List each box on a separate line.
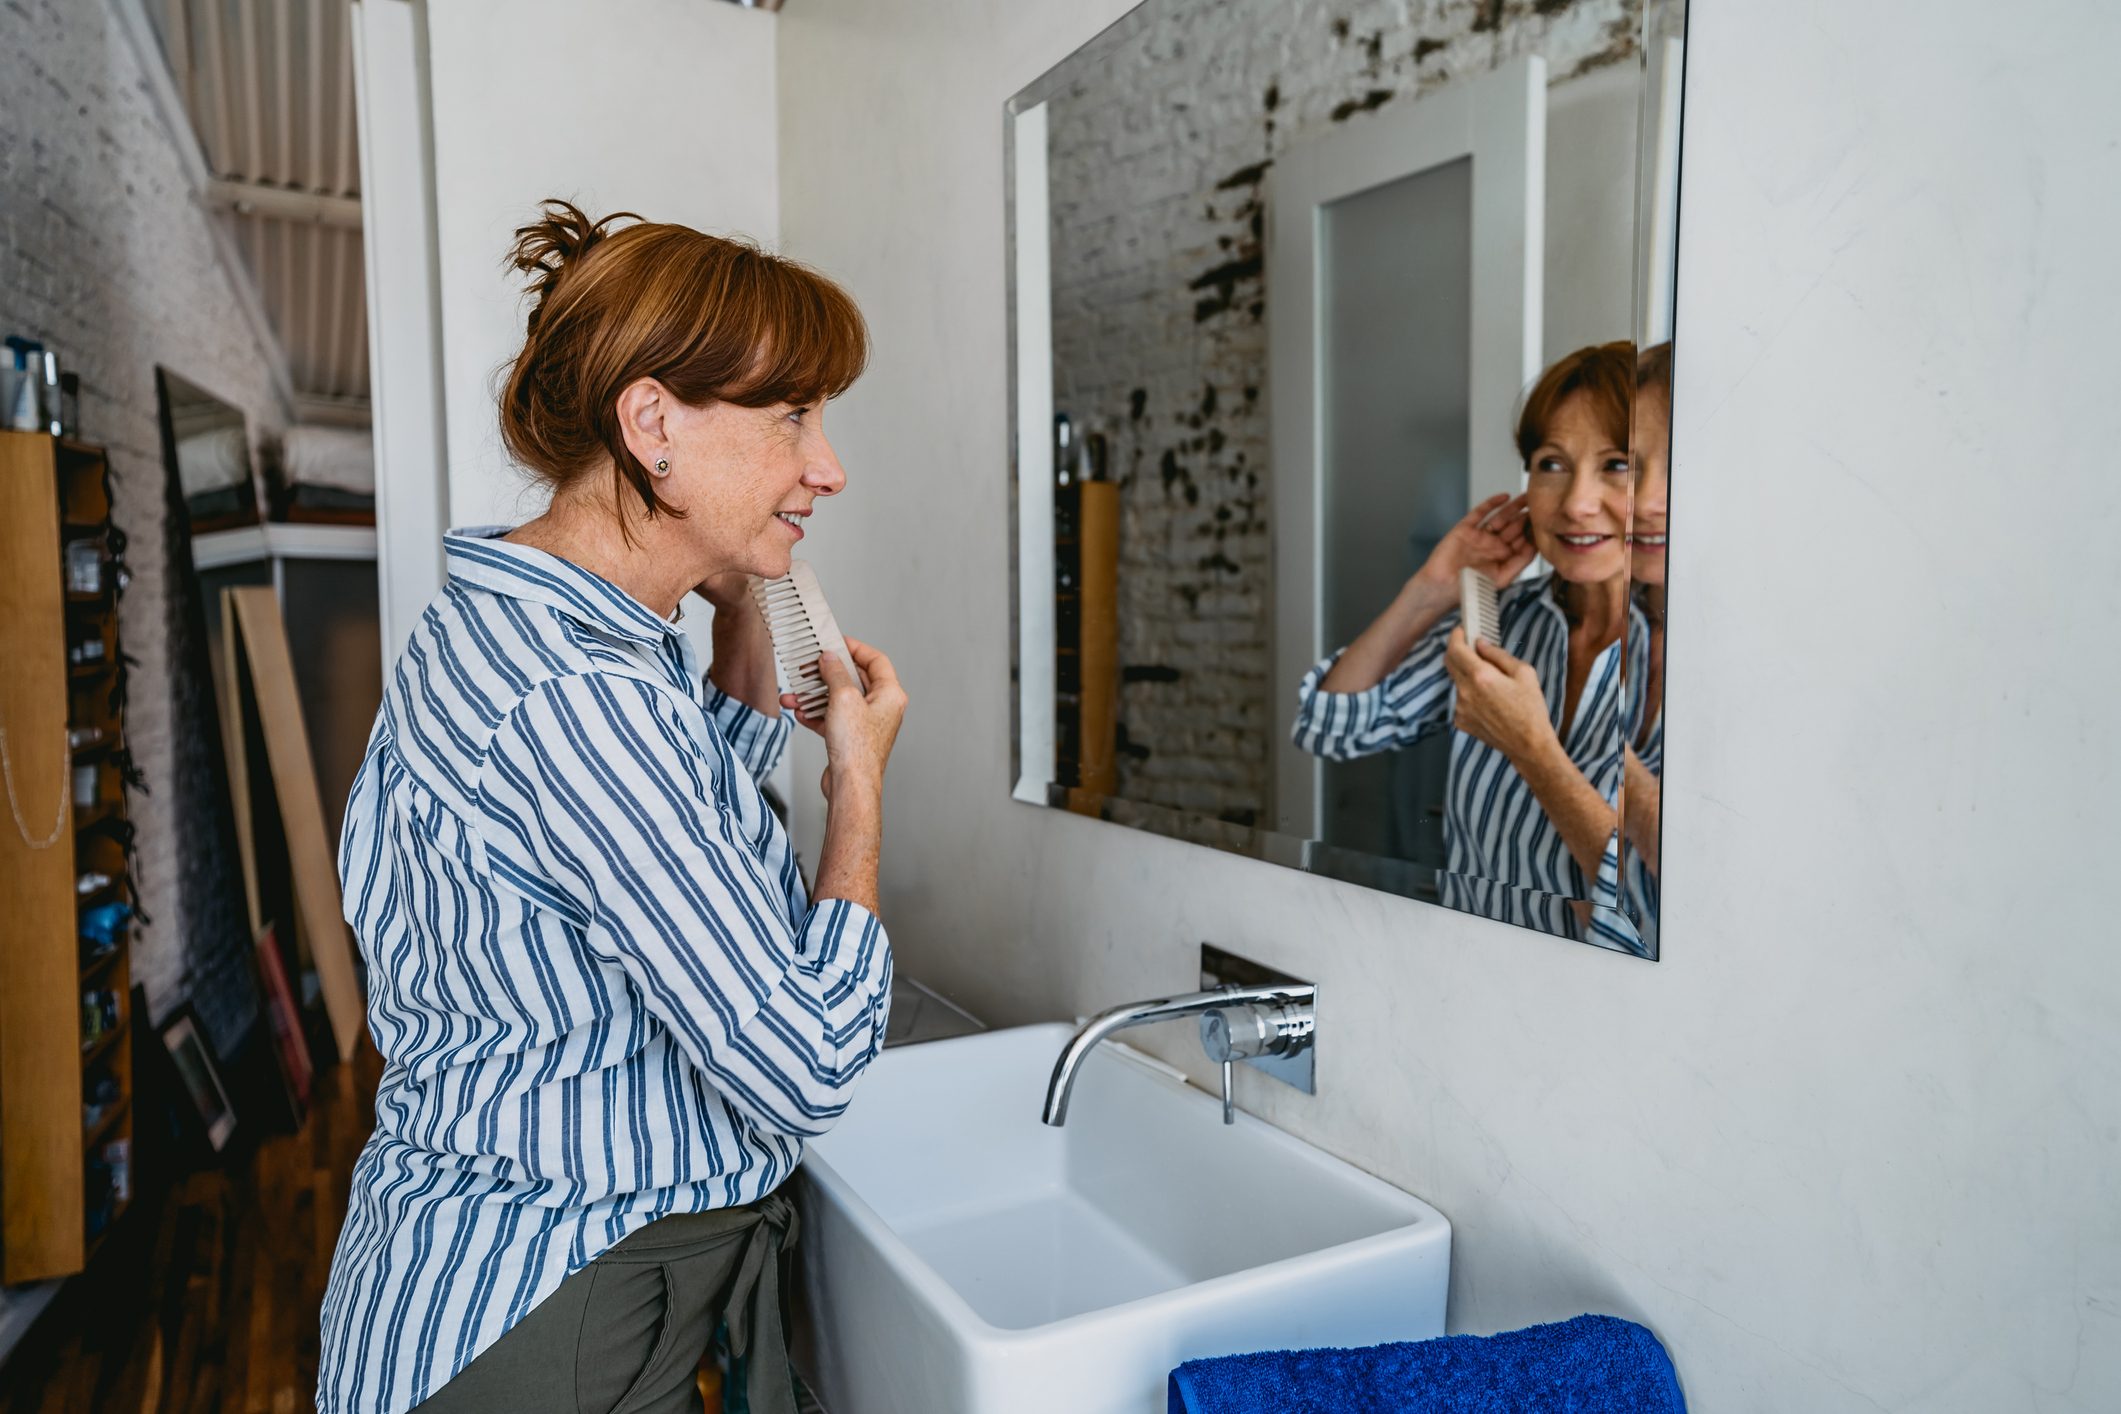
[750, 560, 859, 715]
[1460, 567, 1502, 647]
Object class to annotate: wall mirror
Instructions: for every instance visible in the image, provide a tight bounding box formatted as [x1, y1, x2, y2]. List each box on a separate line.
[1007, 0, 1685, 956]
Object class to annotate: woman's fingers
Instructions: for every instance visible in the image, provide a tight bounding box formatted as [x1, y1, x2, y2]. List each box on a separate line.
[1473, 638, 1524, 673]
[816, 647, 859, 692]
[1444, 625, 1478, 680]
[841, 635, 900, 694]
[1472, 492, 1529, 531]
[1462, 492, 1512, 530]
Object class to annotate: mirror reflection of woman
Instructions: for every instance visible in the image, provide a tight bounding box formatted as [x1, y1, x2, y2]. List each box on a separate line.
[1620, 342, 1673, 936]
[1291, 342, 1647, 952]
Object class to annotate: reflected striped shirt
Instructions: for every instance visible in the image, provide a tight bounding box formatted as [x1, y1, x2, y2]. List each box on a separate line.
[317, 529, 892, 1414]
[1291, 574, 1647, 954]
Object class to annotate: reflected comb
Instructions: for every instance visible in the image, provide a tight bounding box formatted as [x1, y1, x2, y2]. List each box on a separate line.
[1460, 567, 1502, 648]
[751, 560, 861, 717]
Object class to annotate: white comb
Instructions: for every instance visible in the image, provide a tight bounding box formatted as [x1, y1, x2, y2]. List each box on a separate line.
[751, 560, 861, 717]
[1460, 567, 1502, 648]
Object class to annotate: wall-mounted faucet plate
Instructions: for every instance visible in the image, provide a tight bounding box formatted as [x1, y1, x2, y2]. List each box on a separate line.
[1200, 943, 1316, 1095]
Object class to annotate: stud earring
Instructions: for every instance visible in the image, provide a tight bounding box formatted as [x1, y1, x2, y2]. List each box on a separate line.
[654, 458, 670, 476]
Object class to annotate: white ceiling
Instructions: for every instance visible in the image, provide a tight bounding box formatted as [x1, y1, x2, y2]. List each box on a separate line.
[147, 0, 369, 418]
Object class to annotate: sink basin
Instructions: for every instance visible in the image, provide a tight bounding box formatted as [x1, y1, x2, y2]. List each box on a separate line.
[792, 1022, 1450, 1414]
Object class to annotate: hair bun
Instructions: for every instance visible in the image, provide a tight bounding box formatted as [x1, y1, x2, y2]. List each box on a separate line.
[508, 199, 640, 331]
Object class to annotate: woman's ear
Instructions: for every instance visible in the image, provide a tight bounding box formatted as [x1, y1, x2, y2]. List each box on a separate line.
[615, 377, 669, 468]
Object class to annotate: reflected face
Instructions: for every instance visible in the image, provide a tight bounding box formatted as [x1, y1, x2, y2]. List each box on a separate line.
[1629, 387, 1671, 586]
[1524, 391, 1632, 585]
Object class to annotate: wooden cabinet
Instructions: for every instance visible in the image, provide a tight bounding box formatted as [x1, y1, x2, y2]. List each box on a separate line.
[0, 432, 137, 1283]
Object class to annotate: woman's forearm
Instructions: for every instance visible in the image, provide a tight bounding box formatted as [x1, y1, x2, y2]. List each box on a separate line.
[707, 592, 783, 716]
[1623, 748, 1662, 878]
[1515, 737, 1620, 887]
[812, 783, 883, 915]
[1319, 578, 1457, 694]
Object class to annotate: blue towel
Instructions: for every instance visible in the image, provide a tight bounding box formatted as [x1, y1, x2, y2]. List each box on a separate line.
[1167, 1314, 1685, 1414]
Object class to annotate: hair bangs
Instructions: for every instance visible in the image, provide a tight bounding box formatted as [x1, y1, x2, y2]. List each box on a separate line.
[710, 255, 870, 410]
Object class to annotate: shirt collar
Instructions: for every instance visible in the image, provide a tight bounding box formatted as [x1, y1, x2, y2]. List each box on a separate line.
[444, 526, 681, 647]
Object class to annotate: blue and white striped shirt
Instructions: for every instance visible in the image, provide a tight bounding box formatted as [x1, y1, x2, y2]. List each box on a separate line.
[1291, 574, 1647, 953]
[317, 529, 892, 1414]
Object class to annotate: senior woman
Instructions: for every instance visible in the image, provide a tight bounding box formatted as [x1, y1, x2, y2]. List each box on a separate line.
[1291, 341, 1647, 952]
[1619, 341, 1673, 938]
[316, 202, 906, 1414]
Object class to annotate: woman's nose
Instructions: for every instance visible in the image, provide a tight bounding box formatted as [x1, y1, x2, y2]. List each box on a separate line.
[806, 432, 849, 496]
[1635, 465, 1669, 518]
[1565, 471, 1607, 520]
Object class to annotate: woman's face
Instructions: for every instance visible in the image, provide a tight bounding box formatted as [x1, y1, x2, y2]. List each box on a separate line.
[1629, 387, 1670, 587]
[1523, 390, 1632, 586]
[661, 392, 847, 581]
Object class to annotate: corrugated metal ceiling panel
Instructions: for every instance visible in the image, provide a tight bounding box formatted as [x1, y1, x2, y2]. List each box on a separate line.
[151, 0, 368, 409]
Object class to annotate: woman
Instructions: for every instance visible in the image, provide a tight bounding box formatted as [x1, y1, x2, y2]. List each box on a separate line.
[1620, 342, 1673, 937]
[317, 202, 907, 1414]
[1291, 342, 1646, 951]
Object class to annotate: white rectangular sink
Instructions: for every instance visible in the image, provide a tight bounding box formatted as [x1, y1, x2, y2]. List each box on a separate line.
[792, 1022, 1450, 1414]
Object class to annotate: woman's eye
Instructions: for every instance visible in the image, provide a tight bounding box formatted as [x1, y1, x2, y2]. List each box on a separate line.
[1533, 457, 1565, 474]
[1603, 457, 1632, 475]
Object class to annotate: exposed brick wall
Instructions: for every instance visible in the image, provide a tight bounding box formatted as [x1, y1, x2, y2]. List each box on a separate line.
[1046, 0, 1634, 827]
[2, 0, 287, 1048]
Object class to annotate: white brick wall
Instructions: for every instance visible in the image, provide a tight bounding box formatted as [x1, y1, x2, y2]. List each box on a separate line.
[1047, 0, 1635, 826]
[2, 0, 288, 1046]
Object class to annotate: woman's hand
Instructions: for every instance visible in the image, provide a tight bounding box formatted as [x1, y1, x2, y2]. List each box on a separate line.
[1445, 626, 1557, 766]
[1413, 493, 1535, 595]
[1319, 494, 1532, 696]
[784, 636, 907, 803]
[695, 571, 753, 614]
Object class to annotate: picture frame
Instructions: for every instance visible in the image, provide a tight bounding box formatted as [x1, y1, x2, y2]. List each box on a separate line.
[158, 1005, 238, 1152]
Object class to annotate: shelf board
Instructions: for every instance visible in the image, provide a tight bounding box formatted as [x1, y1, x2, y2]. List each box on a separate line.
[79, 945, 123, 985]
[68, 660, 115, 680]
[82, 1097, 130, 1150]
[191, 521, 376, 570]
[80, 1027, 123, 1070]
[75, 879, 123, 908]
[83, 1197, 129, 1262]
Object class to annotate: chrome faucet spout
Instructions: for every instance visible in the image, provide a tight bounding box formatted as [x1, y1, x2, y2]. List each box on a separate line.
[1041, 983, 1312, 1126]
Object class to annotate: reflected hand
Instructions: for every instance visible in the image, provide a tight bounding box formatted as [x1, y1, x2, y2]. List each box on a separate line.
[1445, 626, 1557, 765]
[1413, 493, 1536, 595]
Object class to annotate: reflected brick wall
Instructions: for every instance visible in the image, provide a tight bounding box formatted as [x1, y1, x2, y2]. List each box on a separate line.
[1046, 0, 1633, 827]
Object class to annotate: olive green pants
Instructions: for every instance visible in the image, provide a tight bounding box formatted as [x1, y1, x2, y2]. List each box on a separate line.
[414, 1196, 798, 1414]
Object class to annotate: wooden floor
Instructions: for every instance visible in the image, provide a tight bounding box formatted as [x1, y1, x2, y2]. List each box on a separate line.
[0, 1041, 378, 1414]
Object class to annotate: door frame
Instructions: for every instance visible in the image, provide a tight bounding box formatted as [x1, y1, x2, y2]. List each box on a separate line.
[1266, 56, 1547, 839]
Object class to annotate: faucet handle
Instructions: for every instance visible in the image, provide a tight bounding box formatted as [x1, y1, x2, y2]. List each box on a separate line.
[1198, 1005, 1271, 1064]
[1199, 999, 1313, 1125]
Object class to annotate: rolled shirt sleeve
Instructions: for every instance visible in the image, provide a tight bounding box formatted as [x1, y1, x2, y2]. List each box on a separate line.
[480, 671, 890, 1139]
[1290, 615, 1459, 761]
[704, 681, 793, 784]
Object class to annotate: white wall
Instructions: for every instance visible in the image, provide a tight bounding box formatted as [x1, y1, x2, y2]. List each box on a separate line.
[777, 1, 2121, 1409]
[425, 0, 779, 533]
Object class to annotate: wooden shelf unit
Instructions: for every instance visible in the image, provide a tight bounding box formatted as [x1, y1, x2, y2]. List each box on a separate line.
[1, 431, 137, 1283]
